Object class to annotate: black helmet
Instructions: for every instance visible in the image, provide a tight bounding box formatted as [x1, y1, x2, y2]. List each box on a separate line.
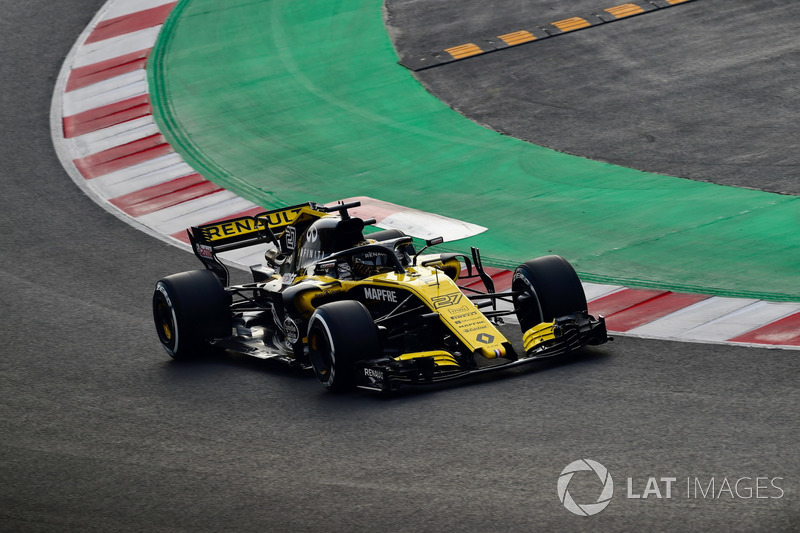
[296, 216, 366, 269]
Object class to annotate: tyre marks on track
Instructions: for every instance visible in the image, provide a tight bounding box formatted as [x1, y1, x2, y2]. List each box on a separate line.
[51, 0, 800, 349]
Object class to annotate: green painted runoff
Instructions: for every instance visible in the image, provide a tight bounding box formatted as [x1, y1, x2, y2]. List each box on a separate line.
[148, 0, 799, 301]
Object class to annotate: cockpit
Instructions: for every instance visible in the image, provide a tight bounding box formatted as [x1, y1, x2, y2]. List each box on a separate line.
[279, 216, 413, 280]
[295, 216, 367, 271]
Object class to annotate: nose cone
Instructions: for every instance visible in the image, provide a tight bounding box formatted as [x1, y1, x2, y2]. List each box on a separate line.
[479, 345, 506, 359]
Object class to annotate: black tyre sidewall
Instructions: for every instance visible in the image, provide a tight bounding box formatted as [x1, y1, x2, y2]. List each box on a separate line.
[152, 270, 230, 360]
[513, 255, 587, 331]
[153, 281, 180, 356]
[307, 300, 380, 391]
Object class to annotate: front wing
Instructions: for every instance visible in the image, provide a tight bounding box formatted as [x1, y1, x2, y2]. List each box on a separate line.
[354, 312, 608, 392]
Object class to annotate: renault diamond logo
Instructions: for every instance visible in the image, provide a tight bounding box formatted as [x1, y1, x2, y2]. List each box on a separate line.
[476, 333, 494, 344]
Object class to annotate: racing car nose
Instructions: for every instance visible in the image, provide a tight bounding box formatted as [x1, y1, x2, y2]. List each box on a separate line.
[479, 345, 506, 359]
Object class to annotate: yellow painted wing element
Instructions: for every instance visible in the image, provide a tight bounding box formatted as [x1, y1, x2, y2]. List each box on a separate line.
[394, 351, 461, 368]
[522, 321, 557, 353]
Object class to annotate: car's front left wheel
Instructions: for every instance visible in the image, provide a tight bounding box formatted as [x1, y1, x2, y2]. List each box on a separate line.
[307, 300, 381, 392]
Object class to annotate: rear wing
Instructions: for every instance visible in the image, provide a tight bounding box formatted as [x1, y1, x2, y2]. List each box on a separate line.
[188, 201, 361, 285]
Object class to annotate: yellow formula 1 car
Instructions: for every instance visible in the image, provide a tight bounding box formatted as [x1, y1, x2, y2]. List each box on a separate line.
[152, 201, 608, 392]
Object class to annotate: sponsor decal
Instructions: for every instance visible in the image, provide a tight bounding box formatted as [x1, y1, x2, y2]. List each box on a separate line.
[285, 226, 296, 250]
[283, 317, 300, 344]
[300, 248, 325, 261]
[200, 207, 308, 242]
[156, 283, 172, 307]
[476, 333, 495, 344]
[364, 286, 398, 303]
[431, 292, 463, 309]
[203, 217, 265, 241]
[280, 273, 296, 285]
[317, 259, 338, 271]
[364, 368, 384, 380]
[358, 251, 385, 259]
[259, 207, 302, 229]
[197, 244, 214, 259]
[306, 225, 318, 243]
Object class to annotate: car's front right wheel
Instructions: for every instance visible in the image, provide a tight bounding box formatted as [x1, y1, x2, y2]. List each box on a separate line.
[512, 255, 587, 331]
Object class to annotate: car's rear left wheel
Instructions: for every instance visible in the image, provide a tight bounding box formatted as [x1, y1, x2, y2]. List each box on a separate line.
[153, 270, 231, 360]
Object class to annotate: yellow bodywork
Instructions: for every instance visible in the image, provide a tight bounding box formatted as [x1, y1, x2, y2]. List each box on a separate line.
[291, 265, 508, 359]
[416, 255, 462, 281]
[394, 350, 460, 368]
[522, 321, 557, 353]
[199, 205, 510, 361]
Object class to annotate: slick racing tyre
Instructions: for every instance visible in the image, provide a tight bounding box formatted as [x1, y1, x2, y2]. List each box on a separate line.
[153, 270, 231, 360]
[512, 255, 587, 331]
[307, 300, 381, 392]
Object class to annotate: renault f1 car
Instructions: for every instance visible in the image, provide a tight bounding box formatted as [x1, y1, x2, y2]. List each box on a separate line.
[152, 201, 608, 392]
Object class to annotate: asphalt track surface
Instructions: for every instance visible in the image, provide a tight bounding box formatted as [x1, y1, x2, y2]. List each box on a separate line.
[389, 0, 800, 195]
[1, 1, 799, 532]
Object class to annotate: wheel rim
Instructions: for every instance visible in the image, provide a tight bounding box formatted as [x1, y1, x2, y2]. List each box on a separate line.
[308, 325, 335, 387]
[513, 275, 543, 330]
[153, 288, 177, 351]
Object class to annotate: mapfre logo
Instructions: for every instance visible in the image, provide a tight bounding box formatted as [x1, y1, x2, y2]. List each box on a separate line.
[558, 459, 614, 516]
